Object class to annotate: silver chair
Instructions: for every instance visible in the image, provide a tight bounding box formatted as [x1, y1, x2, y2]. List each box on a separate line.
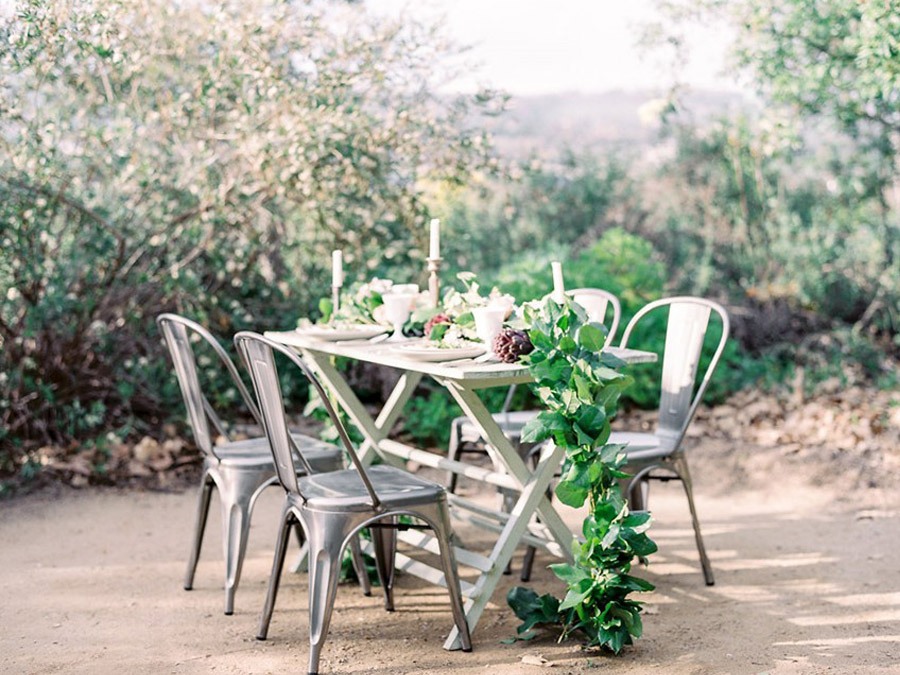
[613, 296, 730, 586]
[156, 314, 346, 615]
[234, 331, 471, 675]
[447, 288, 621, 493]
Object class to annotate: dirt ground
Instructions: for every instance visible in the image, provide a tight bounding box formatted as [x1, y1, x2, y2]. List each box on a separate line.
[3, 431, 900, 675]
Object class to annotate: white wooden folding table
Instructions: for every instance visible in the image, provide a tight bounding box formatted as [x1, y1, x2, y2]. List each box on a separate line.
[265, 331, 656, 650]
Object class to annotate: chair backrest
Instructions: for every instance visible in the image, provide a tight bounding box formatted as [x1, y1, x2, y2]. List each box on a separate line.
[618, 297, 730, 449]
[569, 288, 621, 348]
[156, 313, 263, 458]
[233, 331, 381, 508]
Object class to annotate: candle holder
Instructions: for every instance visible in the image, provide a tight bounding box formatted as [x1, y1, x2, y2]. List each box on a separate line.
[331, 285, 341, 323]
[426, 257, 443, 308]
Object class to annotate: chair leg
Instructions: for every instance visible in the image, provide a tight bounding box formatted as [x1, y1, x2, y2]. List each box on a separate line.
[520, 546, 535, 582]
[257, 504, 295, 640]
[629, 478, 650, 512]
[422, 501, 472, 652]
[221, 497, 253, 615]
[447, 420, 462, 493]
[349, 534, 372, 597]
[371, 518, 397, 611]
[304, 511, 355, 675]
[184, 474, 214, 591]
[673, 456, 715, 586]
[217, 465, 273, 615]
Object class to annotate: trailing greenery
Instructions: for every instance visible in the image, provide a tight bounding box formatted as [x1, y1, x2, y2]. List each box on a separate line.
[506, 295, 657, 653]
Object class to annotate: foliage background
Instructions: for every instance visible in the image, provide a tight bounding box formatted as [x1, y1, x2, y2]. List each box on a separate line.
[1, 0, 898, 490]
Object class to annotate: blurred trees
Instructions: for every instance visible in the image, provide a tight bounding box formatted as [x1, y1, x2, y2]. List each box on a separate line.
[434, 151, 637, 276]
[730, 0, 900, 336]
[0, 0, 500, 469]
[648, 0, 899, 343]
[1, 0, 897, 488]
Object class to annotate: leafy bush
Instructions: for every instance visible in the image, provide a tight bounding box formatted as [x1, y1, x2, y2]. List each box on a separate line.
[434, 151, 637, 279]
[642, 109, 898, 351]
[0, 0, 500, 483]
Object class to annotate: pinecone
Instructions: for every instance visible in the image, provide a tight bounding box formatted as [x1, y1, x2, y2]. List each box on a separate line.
[492, 328, 534, 363]
[424, 312, 451, 338]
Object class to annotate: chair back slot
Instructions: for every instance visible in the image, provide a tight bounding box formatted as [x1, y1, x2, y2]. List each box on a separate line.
[234, 332, 381, 508]
[570, 287, 622, 348]
[619, 297, 729, 449]
[241, 339, 306, 491]
[158, 318, 215, 455]
[659, 302, 711, 435]
[157, 314, 267, 460]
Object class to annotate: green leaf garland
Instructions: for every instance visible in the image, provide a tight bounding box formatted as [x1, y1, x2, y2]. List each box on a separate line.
[506, 294, 657, 653]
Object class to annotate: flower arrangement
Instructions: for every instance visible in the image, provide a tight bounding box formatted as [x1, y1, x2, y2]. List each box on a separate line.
[308, 278, 431, 334]
[424, 272, 516, 347]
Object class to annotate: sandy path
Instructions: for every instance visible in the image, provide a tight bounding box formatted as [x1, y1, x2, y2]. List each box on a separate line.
[2, 458, 899, 675]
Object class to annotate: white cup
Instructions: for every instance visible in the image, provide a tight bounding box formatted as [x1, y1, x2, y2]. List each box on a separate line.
[472, 306, 506, 356]
[383, 293, 416, 341]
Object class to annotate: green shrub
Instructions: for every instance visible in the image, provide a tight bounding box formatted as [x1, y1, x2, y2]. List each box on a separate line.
[0, 0, 501, 483]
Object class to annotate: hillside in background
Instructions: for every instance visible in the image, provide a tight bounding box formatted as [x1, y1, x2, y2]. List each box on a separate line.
[488, 89, 752, 158]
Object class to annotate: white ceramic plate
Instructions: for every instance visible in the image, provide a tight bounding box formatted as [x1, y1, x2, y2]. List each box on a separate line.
[391, 342, 487, 362]
[293, 325, 389, 341]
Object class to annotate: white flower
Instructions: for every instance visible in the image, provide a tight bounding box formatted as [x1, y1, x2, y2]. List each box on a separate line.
[357, 277, 393, 300]
[372, 305, 388, 324]
[488, 291, 516, 319]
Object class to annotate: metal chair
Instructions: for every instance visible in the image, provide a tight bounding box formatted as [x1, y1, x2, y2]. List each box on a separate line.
[612, 296, 730, 586]
[447, 288, 621, 494]
[156, 314, 346, 615]
[234, 331, 471, 675]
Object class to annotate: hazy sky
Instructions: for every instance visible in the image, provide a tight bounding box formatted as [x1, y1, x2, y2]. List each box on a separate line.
[369, 0, 739, 95]
[0, 0, 738, 94]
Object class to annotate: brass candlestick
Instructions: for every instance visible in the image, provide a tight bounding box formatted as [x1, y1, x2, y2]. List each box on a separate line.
[427, 257, 442, 308]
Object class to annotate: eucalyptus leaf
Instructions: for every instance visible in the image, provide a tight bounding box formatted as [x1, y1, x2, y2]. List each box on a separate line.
[555, 478, 589, 508]
[577, 324, 606, 352]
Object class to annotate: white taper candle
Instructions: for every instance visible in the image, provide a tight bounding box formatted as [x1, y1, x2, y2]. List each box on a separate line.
[429, 218, 440, 259]
[332, 250, 343, 287]
[551, 261, 565, 303]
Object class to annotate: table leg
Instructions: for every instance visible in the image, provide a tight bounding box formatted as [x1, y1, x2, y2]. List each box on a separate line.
[440, 383, 575, 650]
[301, 351, 422, 466]
[443, 383, 575, 557]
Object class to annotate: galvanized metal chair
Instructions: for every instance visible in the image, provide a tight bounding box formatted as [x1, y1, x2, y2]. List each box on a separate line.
[612, 296, 730, 586]
[156, 314, 346, 615]
[234, 331, 471, 675]
[447, 288, 621, 493]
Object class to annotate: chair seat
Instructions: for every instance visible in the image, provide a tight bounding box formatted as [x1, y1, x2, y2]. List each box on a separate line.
[609, 431, 678, 463]
[214, 433, 343, 471]
[298, 465, 445, 511]
[454, 410, 539, 445]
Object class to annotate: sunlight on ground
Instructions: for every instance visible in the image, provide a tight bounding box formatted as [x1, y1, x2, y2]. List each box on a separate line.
[773, 636, 900, 647]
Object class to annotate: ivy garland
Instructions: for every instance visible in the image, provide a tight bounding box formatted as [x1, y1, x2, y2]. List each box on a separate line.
[506, 295, 658, 654]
